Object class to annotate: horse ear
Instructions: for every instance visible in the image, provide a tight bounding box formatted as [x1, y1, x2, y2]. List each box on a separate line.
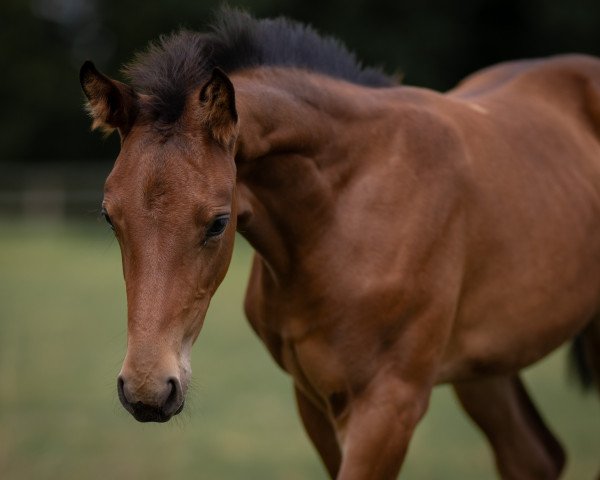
[80, 61, 137, 136]
[199, 68, 238, 148]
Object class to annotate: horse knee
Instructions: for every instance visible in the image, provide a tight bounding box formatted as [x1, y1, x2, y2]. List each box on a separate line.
[335, 377, 431, 480]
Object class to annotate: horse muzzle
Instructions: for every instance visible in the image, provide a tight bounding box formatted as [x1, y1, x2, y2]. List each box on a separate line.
[117, 375, 185, 422]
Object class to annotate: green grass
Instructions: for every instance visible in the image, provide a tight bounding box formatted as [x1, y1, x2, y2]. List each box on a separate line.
[0, 221, 598, 479]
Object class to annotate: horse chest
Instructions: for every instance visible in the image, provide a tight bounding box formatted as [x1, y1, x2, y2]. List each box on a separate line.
[243, 261, 348, 407]
[247, 290, 326, 371]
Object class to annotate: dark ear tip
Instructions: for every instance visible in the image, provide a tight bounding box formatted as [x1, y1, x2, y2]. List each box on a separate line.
[212, 67, 234, 87]
[80, 60, 95, 72]
[212, 67, 227, 78]
[80, 60, 96, 83]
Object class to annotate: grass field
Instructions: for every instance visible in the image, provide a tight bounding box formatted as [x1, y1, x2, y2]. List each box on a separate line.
[0, 220, 598, 479]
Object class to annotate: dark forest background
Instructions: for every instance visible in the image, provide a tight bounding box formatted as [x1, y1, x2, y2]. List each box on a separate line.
[3, 0, 600, 162]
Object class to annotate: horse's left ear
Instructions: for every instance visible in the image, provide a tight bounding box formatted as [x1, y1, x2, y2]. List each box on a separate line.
[80, 60, 137, 136]
[200, 68, 238, 148]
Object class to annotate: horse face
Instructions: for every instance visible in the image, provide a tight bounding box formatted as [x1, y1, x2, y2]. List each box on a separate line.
[81, 63, 238, 422]
[106, 130, 237, 422]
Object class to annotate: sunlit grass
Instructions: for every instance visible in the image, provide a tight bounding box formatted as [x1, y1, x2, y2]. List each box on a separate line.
[0, 221, 597, 479]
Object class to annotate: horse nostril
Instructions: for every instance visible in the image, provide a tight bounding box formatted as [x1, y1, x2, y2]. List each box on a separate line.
[117, 376, 125, 400]
[117, 376, 134, 412]
[163, 377, 184, 416]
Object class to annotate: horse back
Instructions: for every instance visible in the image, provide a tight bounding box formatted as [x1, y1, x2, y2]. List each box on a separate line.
[450, 54, 600, 138]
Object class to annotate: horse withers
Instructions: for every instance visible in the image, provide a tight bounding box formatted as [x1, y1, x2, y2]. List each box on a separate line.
[80, 9, 600, 479]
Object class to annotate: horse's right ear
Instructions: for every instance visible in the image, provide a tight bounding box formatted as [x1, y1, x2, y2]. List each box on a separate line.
[199, 68, 238, 149]
[80, 61, 137, 136]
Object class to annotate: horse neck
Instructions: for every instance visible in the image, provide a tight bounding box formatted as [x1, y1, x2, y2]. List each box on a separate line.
[232, 68, 390, 281]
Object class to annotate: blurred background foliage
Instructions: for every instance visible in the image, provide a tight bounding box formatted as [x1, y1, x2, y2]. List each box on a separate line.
[2, 0, 600, 162]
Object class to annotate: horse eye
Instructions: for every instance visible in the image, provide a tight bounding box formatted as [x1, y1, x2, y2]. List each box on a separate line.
[101, 208, 114, 230]
[206, 215, 229, 238]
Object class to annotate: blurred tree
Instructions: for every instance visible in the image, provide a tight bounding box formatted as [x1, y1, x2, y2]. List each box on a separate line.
[1, 0, 600, 162]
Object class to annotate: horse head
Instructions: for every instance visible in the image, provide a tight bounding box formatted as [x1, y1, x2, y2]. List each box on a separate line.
[80, 61, 238, 422]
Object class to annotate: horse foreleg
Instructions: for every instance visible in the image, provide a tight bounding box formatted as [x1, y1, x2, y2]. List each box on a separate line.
[453, 375, 565, 480]
[294, 386, 342, 478]
[333, 375, 431, 480]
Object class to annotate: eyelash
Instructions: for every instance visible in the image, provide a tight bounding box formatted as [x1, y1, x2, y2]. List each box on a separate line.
[101, 207, 115, 231]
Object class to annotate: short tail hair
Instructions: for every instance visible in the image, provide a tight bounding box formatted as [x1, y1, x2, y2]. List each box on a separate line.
[569, 334, 594, 391]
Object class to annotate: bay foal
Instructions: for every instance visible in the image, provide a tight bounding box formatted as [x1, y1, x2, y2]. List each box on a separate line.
[81, 10, 600, 479]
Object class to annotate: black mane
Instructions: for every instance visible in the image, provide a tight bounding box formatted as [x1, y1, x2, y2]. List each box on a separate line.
[124, 8, 395, 123]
